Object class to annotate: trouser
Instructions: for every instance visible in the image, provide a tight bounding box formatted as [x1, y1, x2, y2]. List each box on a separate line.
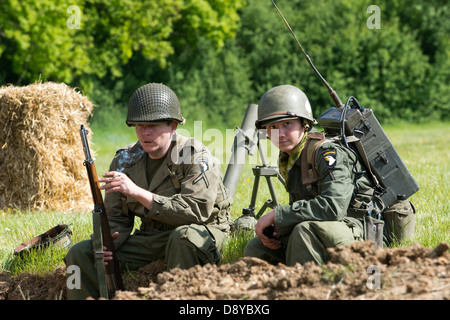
[64, 224, 226, 300]
[244, 220, 363, 266]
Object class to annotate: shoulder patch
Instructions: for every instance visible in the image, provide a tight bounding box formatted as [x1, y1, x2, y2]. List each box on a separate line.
[193, 157, 210, 188]
[322, 150, 337, 168]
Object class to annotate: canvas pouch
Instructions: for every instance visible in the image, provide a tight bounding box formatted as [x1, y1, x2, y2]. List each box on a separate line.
[383, 200, 416, 244]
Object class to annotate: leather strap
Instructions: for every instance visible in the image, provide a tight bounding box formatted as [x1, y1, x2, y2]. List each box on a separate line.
[92, 210, 109, 299]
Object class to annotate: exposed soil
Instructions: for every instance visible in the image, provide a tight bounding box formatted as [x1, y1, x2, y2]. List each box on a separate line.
[1, 241, 449, 300]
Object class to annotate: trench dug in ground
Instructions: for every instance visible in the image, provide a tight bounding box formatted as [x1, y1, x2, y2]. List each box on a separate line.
[1, 240, 449, 300]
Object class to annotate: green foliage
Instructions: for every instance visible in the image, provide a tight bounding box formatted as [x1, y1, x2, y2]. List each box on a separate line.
[166, 37, 254, 127]
[173, 0, 246, 50]
[0, 0, 244, 90]
[1, 0, 449, 127]
[0, 0, 85, 83]
[234, 0, 440, 122]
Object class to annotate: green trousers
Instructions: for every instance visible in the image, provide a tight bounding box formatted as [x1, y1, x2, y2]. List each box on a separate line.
[244, 220, 363, 266]
[64, 224, 226, 300]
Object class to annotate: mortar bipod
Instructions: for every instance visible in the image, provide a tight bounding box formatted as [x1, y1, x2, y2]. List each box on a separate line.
[243, 130, 285, 220]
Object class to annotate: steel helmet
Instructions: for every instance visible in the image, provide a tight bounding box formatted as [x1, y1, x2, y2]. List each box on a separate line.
[126, 83, 185, 126]
[255, 85, 316, 129]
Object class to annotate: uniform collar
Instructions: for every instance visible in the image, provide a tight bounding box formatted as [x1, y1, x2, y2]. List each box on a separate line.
[126, 134, 188, 192]
[278, 131, 309, 187]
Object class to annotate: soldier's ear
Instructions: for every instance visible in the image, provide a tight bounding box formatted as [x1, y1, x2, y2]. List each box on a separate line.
[302, 118, 311, 131]
[169, 120, 178, 133]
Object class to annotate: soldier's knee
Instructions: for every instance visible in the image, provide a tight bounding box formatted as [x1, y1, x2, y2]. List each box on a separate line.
[243, 237, 261, 257]
[167, 224, 220, 267]
[290, 221, 314, 242]
[169, 225, 190, 242]
[64, 240, 93, 266]
[170, 224, 214, 248]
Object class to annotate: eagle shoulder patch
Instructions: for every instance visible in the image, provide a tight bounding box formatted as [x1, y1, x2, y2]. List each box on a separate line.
[322, 150, 337, 168]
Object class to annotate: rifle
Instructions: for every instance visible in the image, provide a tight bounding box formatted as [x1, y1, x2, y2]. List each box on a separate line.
[80, 124, 124, 299]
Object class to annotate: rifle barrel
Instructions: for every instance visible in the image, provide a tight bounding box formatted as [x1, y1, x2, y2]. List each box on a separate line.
[79, 124, 124, 297]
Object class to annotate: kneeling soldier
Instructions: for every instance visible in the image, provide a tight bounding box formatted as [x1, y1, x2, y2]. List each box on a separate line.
[244, 85, 370, 266]
[65, 83, 232, 299]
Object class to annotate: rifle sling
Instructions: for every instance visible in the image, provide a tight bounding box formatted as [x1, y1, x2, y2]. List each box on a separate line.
[92, 210, 109, 299]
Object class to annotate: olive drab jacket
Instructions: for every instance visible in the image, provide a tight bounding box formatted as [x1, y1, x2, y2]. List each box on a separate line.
[104, 134, 232, 249]
[274, 134, 374, 237]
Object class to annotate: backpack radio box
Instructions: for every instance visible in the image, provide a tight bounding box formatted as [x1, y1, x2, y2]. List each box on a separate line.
[318, 104, 420, 208]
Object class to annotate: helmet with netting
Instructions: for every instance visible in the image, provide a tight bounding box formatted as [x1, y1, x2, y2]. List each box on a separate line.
[126, 83, 185, 126]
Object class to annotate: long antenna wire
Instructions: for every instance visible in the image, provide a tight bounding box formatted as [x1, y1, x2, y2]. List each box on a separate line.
[271, 0, 344, 108]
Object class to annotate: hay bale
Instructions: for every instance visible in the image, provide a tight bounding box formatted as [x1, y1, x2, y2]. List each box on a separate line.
[0, 82, 94, 211]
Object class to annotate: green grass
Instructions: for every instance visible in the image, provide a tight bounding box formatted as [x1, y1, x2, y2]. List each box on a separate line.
[0, 210, 91, 274]
[0, 121, 448, 275]
[387, 121, 450, 247]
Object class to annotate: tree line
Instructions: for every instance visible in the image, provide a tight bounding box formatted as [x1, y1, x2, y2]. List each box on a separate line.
[1, 0, 448, 127]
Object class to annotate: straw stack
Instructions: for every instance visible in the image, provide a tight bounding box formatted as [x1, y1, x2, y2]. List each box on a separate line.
[0, 82, 94, 211]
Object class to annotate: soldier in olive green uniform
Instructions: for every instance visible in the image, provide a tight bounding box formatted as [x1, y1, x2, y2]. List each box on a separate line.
[65, 83, 232, 299]
[244, 85, 373, 266]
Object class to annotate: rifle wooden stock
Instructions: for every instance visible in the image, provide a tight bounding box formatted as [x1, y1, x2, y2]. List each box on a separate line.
[80, 125, 124, 298]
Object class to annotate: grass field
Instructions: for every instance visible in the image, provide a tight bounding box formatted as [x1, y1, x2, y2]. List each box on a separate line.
[0, 118, 448, 275]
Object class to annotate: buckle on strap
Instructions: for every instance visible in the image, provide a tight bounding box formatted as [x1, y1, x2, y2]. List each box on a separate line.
[95, 250, 104, 260]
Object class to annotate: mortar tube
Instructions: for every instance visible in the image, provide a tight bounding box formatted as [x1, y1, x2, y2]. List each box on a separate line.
[223, 104, 258, 198]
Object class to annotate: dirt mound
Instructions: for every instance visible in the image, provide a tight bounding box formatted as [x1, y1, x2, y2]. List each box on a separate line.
[0, 267, 66, 300]
[1, 241, 449, 300]
[115, 241, 449, 300]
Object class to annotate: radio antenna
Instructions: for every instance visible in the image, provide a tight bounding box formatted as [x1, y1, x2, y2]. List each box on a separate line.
[271, 0, 343, 108]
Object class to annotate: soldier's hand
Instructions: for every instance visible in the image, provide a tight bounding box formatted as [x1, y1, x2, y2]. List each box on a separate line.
[103, 232, 119, 266]
[254, 210, 282, 250]
[99, 171, 139, 197]
[100, 171, 155, 211]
